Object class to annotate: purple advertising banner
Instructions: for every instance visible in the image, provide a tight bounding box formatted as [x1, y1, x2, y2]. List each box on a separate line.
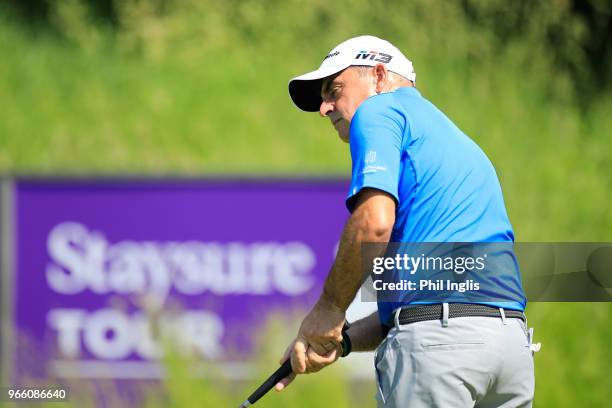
[10, 178, 349, 382]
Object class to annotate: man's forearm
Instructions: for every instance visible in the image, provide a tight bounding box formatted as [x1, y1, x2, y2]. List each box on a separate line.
[320, 212, 371, 311]
[346, 311, 389, 352]
[321, 190, 395, 311]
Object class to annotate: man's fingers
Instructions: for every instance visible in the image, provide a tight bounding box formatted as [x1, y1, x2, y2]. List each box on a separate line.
[305, 346, 339, 372]
[307, 347, 338, 364]
[309, 341, 331, 356]
[303, 330, 343, 346]
[274, 372, 296, 392]
[279, 339, 296, 364]
[291, 337, 308, 374]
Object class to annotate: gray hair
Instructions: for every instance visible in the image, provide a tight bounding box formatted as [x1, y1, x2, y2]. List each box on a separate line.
[352, 65, 411, 84]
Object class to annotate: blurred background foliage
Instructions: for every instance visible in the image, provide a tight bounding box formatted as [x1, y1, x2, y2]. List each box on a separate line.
[0, 0, 611, 406]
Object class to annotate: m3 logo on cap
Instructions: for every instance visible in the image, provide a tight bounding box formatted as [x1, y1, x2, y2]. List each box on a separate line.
[355, 50, 393, 63]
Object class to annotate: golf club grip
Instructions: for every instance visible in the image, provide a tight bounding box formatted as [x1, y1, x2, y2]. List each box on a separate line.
[243, 324, 350, 406]
[247, 359, 292, 404]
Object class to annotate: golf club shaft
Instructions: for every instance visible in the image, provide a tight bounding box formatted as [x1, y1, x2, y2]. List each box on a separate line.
[239, 323, 350, 407]
[240, 359, 292, 407]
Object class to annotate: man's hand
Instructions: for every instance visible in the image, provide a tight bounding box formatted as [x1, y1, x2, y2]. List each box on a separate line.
[274, 337, 341, 392]
[298, 296, 346, 356]
[274, 297, 345, 391]
[274, 310, 389, 391]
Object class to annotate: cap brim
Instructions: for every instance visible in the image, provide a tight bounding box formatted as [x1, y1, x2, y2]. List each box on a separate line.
[288, 64, 349, 112]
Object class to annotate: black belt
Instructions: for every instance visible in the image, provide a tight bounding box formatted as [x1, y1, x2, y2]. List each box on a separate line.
[393, 303, 525, 326]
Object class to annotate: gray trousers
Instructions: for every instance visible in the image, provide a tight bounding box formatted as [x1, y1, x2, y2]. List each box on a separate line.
[374, 311, 535, 407]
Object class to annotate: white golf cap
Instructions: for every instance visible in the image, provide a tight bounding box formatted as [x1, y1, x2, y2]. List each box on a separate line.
[288, 35, 416, 112]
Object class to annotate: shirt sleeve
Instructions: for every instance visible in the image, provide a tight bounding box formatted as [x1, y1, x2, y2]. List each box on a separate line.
[346, 96, 406, 212]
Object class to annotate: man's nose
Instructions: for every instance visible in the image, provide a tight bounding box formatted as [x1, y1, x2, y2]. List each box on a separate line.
[319, 100, 334, 117]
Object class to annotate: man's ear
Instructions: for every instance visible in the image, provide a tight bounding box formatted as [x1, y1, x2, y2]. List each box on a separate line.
[373, 64, 389, 93]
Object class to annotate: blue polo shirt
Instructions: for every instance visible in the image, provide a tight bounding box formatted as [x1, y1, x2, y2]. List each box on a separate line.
[346, 87, 526, 326]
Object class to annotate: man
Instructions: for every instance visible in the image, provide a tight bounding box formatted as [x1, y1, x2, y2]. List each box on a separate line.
[277, 35, 536, 407]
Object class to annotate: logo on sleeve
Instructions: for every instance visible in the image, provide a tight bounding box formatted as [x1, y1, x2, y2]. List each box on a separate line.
[362, 150, 386, 174]
[365, 150, 377, 164]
